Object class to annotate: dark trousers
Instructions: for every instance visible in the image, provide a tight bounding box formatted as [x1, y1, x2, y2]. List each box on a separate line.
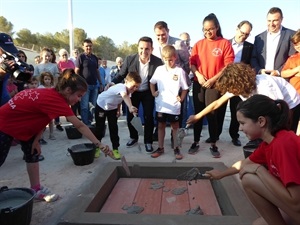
[193, 82, 227, 143]
[95, 105, 119, 149]
[229, 96, 242, 140]
[127, 90, 154, 144]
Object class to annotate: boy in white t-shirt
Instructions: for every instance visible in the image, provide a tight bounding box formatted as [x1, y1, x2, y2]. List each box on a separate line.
[95, 72, 141, 159]
[150, 45, 189, 160]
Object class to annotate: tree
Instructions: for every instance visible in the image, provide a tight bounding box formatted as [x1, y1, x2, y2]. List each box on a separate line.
[0, 16, 14, 35]
[74, 28, 87, 50]
[15, 29, 38, 50]
[93, 36, 117, 60]
[117, 41, 138, 59]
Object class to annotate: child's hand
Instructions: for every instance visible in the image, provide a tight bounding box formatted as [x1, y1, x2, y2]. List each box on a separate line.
[129, 106, 138, 113]
[152, 91, 159, 97]
[176, 96, 181, 102]
[205, 169, 222, 180]
[186, 115, 198, 126]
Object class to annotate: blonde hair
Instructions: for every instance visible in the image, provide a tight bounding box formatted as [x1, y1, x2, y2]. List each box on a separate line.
[161, 45, 177, 58]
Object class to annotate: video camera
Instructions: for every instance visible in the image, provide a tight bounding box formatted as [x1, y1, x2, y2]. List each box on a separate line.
[0, 49, 33, 82]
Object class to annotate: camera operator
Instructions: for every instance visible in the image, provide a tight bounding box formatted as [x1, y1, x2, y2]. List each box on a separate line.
[0, 33, 19, 106]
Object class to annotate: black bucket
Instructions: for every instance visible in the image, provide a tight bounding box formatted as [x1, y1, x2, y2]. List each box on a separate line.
[0, 186, 35, 225]
[243, 146, 256, 158]
[68, 143, 96, 166]
[65, 125, 82, 139]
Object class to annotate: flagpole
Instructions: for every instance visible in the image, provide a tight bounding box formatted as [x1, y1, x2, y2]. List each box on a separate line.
[68, 0, 74, 55]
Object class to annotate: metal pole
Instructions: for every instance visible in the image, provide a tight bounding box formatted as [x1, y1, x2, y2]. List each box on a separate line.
[68, 0, 74, 55]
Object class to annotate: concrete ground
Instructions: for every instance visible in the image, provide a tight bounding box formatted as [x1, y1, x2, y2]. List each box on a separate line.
[0, 107, 253, 225]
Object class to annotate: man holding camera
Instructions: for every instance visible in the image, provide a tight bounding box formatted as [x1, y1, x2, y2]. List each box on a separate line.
[0, 33, 19, 106]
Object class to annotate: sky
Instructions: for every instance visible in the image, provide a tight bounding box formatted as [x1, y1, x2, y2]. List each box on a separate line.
[1, 0, 300, 47]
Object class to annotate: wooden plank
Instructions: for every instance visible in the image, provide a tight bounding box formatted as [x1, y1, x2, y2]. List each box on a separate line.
[133, 178, 163, 215]
[187, 180, 222, 215]
[100, 178, 141, 213]
[161, 179, 190, 215]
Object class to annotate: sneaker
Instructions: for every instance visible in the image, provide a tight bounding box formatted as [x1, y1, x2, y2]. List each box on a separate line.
[145, 143, 153, 153]
[39, 139, 47, 145]
[174, 148, 183, 160]
[188, 142, 199, 155]
[94, 147, 101, 158]
[126, 139, 138, 148]
[49, 134, 56, 140]
[112, 149, 121, 160]
[151, 148, 164, 158]
[35, 189, 59, 203]
[210, 145, 221, 158]
[56, 124, 64, 131]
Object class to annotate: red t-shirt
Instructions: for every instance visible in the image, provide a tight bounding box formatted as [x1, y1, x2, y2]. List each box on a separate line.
[0, 88, 74, 141]
[249, 130, 300, 187]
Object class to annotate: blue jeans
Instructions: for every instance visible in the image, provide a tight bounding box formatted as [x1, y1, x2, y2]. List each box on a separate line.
[80, 85, 98, 125]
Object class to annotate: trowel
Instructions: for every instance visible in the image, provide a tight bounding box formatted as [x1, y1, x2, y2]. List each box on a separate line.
[131, 114, 144, 135]
[176, 167, 209, 182]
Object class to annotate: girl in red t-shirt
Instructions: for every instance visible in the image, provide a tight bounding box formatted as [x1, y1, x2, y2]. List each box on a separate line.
[205, 95, 300, 225]
[0, 69, 114, 203]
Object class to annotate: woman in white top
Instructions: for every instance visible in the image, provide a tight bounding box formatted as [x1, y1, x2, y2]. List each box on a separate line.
[187, 63, 300, 133]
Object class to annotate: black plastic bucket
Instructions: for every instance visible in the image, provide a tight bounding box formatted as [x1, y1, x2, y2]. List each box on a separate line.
[68, 143, 96, 166]
[243, 146, 256, 158]
[65, 125, 82, 139]
[0, 186, 35, 225]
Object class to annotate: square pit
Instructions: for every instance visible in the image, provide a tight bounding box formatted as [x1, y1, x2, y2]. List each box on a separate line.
[58, 162, 258, 225]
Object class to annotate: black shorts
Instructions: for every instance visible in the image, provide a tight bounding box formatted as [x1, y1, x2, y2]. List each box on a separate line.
[156, 112, 180, 123]
[0, 131, 40, 166]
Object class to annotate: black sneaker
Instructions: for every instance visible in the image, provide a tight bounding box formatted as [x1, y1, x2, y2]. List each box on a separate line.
[210, 146, 220, 158]
[56, 124, 64, 131]
[126, 139, 138, 148]
[188, 142, 199, 155]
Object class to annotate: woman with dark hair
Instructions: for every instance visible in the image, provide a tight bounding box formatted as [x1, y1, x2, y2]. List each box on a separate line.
[15, 50, 28, 92]
[188, 13, 234, 157]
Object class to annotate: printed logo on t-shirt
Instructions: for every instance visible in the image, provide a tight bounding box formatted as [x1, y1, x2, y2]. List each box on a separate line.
[212, 48, 223, 57]
[173, 74, 178, 81]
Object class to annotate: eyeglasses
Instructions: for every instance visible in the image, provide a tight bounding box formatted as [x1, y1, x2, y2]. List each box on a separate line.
[239, 28, 251, 37]
[202, 27, 216, 33]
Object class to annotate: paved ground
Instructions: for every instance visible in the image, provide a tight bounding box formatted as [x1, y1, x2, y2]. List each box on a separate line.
[0, 107, 251, 225]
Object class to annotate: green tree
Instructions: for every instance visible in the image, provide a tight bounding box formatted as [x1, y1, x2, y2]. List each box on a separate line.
[0, 16, 14, 35]
[14, 29, 38, 50]
[117, 41, 138, 59]
[93, 36, 117, 60]
[74, 28, 87, 51]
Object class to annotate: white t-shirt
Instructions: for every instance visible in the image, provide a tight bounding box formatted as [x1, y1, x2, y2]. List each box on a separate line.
[150, 65, 189, 115]
[96, 83, 127, 110]
[225, 74, 300, 109]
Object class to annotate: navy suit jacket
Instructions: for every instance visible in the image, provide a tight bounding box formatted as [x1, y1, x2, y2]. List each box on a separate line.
[251, 26, 296, 73]
[230, 39, 253, 64]
[112, 53, 163, 89]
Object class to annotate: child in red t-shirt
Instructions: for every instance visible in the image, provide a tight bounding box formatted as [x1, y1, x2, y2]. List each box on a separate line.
[205, 95, 300, 225]
[0, 69, 114, 203]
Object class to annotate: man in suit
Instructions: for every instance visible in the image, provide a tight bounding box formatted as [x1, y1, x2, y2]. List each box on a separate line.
[251, 7, 296, 76]
[228, 20, 254, 147]
[112, 36, 163, 153]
